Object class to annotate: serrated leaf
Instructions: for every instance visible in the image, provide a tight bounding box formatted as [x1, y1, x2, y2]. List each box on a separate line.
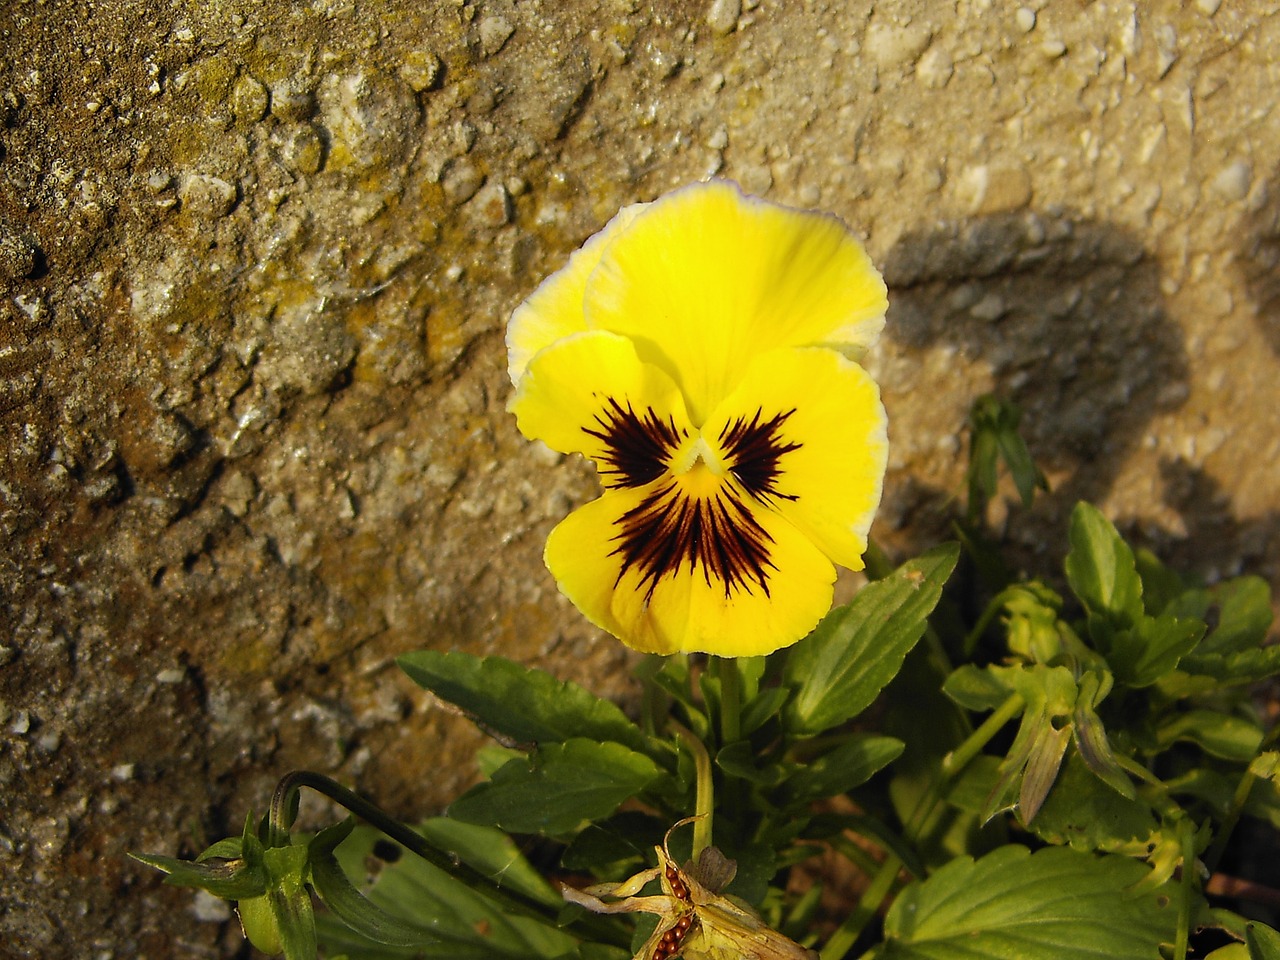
[874, 845, 1176, 959]
[1178, 645, 1280, 686]
[397, 651, 650, 754]
[780, 734, 904, 806]
[1250, 752, 1280, 780]
[1107, 614, 1205, 687]
[782, 544, 959, 736]
[1065, 502, 1144, 633]
[448, 739, 661, 836]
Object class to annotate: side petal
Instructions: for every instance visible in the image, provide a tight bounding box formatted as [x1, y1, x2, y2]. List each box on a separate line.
[509, 330, 692, 461]
[583, 180, 886, 423]
[545, 487, 837, 657]
[703, 347, 887, 571]
[506, 202, 648, 385]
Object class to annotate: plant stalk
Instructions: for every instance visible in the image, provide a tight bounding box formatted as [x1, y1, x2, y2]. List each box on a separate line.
[819, 854, 902, 960]
[671, 722, 714, 859]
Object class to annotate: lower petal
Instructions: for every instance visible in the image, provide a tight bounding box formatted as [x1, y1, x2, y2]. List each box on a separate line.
[545, 487, 836, 657]
[704, 347, 887, 571]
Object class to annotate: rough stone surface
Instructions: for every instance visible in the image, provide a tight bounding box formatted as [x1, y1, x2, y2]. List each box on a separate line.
[2, 1, 1279, 956]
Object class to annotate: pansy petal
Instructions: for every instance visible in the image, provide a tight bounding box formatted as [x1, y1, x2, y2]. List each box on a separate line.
[545, 485, 837, 657]
[584, 180, 887, 423]
[704, 347, 887, 571]
[506, 202, 649, 385]
[510, 330, 692, 462]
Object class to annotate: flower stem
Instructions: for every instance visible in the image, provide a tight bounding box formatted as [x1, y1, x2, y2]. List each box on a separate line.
[1174, 818, 1198, 960]
[671, 722, 714, 859]
[903, 692, 1024, 843]
[716, 656, 741, 746]
[942, 692, 1024, 779]
[1204, 722, 1279, 875]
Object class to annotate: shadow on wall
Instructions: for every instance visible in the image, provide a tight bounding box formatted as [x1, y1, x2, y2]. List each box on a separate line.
[878, 207, 1279, 589]
[1239, 162, 1280, 358]
[881, 209, 1189, 524]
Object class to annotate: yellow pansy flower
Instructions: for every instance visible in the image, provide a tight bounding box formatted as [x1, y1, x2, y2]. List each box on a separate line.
[507, 180, 888, 657]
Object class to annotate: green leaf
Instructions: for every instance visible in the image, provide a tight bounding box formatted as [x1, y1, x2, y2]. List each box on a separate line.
[1030, 753, 1157, 855]
[996, 419, 1047, 509]
[874, 845, 1176, 959]
[740, 686, 792, 736]
[397, 651, 650, 754]
[314, 823, 578, 960]
[1108, 614, 1206, 688]
[1156, 710, 1264, 762]
[1134, 548, 1187, 617]
[1177, 644, 1280, 686]
[1203, 576, 1275, 655]
[560, 812, 664, 875]
[1065, 502, 1144, 633]
[943, 664, 1014, 712]
[448, 739, 662, 836]
[129, 849, 267, 900]
[965, 395, 1046, 516]
[310, 821, 436, 948]
[780, 734, 904, 806]
[716, 740, 787, 787]
[1248, 921, 1280, 960]
[1207, 945, 1251, 960]
[418, 818, 566, 908]
[782, 544, 959, 736]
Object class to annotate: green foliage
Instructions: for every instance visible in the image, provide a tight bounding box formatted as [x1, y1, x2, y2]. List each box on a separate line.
[965, 394, 1048, 523]
[448, 740, 663, 837]
[783, 543, 959, 735]
[134, 395, 1278, 960]
[870, 845, 1177, 959]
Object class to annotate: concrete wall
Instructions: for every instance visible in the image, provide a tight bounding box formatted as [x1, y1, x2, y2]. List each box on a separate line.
[2, 0, 1277, 954]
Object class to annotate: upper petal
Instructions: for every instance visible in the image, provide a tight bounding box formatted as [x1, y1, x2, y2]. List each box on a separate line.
[509, 330, 693, 465]
[583, 180, 887, 424]
[506, 202, 648, 385]
[702, 347, 888, 571]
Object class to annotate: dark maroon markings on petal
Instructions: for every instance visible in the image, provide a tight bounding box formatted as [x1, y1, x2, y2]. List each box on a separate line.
[583, 396, 687, 489]
[719, 409, 801, 502]
[611, 480, 776, 599]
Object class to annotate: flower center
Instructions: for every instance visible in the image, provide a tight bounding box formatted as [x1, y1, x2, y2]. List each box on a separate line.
[583, 397, 801, 598]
